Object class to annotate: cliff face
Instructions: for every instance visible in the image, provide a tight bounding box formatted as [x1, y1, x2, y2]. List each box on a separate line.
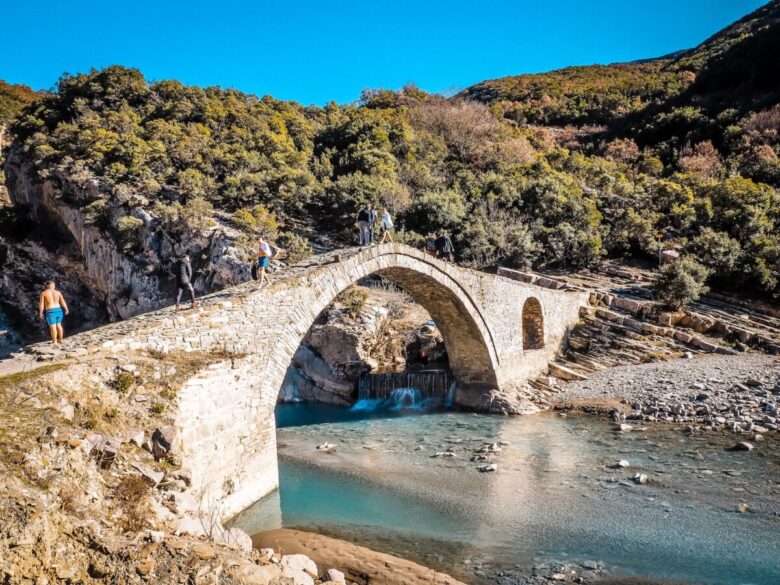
[3, 147, 251, 329]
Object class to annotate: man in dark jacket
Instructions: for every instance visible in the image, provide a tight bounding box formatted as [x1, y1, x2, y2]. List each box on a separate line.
[357, 203, 377, 246]
[175, 254, 198, 311]
[434, 233, 455, 262]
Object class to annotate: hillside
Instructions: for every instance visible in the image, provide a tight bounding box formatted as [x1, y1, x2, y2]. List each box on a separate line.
[461, 0, 780, 183]
[0, 80, 41, 161]
[0, 2, 779, 345]
[0, 80, 40, 126]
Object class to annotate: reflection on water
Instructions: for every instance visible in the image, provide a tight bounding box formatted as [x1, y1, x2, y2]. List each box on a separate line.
[235, 406, 780, 585]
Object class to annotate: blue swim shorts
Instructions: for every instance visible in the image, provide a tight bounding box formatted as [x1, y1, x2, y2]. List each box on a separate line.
[257, 256, 270, 268]
[45, 307, 64, 326]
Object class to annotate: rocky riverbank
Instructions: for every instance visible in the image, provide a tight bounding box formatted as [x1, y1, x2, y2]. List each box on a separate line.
[551, 354, 780, 437]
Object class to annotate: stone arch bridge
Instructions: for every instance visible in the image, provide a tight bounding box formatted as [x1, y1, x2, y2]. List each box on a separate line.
[42, 243, 588, 516]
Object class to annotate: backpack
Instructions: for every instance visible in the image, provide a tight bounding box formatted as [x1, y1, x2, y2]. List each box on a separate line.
[251, 264, 259, 281]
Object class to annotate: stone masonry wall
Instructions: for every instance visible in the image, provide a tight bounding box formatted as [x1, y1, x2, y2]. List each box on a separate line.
[175, 355, 278, 519]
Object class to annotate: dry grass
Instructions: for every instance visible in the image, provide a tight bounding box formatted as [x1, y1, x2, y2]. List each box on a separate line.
[0, 363, 67, 393]
[115, 476, 150, 532]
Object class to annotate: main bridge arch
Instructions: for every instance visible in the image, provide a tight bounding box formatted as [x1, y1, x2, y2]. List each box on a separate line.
[260, 248, 501, 401]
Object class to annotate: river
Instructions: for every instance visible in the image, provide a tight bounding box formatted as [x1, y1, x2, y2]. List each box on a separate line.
[234, 403, 780, 585]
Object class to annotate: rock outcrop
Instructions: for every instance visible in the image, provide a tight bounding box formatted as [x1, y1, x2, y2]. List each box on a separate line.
[4, 147, 250, 323]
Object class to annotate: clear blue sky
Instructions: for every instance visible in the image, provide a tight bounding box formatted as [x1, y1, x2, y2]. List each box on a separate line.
[0, 0, 768, 105]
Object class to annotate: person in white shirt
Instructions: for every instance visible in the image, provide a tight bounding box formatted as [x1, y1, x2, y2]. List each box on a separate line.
[257, 239, 273, 286]
[379, 208, 394, 243]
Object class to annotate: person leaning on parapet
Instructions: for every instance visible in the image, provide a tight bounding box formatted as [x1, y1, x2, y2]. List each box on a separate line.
[38, 280, 69, 345]
[175, 254, 198, 311]
[435, 232, 455, 262]
[379, 207, 394, 243]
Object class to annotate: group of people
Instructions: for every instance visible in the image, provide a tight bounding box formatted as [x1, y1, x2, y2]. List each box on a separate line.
[180, 237, 277, 312]
[39, 244, 273, 345]
[356, 204, 456, 262]
[357, 203, 394, 246]
[424, 232, 455, 262]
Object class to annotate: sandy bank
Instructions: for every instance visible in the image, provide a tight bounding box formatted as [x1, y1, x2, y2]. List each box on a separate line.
[253, 528, 467, 585]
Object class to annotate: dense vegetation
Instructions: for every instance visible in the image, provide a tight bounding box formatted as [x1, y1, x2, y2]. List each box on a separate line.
[6, 1, 780, 299]
[0, 81, 40, 128]
[0, 81, 41, 170]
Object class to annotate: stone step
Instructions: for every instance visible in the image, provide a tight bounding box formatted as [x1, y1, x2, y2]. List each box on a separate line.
[548, 362, 588, 381]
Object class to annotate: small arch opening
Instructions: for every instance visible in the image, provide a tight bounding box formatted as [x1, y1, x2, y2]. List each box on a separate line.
[522, 297, 544, 350]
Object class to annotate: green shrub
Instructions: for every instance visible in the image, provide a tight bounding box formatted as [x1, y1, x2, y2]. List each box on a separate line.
[654, 257, 711, 310]
[116, 215, 143, 232]
[402, 189, 465, 235]
[338, 287, 368, 319]
[181, 197, 215, 232]
[115, 215, 144, 250]
[232, 205, 278, 237]
[277, 231, 312, 264]
[83, 199, 108, 226]
[109, 371, 135, 394]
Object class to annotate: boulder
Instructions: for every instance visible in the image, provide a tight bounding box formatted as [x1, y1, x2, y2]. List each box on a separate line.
[323, 568, 346, 584]
[230, 561, 282, 585]
[730, 442, 754, 452]
[132, 463, 164, 486]
[59, 400, 75, 422]
[151, 425, 177, 460]
[128, 431, 145, 448]
[280, 554, 318, 576]
[280, 554, 318, 585]
[191, 542, 215, 560]
[82, 434, 121, 468]
[175, 515, 210, 538]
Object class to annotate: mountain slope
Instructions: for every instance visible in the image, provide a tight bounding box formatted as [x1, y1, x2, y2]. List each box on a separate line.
[461, 1, 780, 129]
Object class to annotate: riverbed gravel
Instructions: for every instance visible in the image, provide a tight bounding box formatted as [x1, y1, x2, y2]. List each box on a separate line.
[553, 354, 780, 433]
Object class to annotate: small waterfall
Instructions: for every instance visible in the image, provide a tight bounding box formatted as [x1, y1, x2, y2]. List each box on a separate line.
[352, 371, 455, 412]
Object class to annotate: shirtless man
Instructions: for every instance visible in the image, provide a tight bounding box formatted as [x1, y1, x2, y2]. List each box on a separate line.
[38, 281, 69, 345]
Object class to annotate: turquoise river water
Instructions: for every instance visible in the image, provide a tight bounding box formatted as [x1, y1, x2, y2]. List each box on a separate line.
[234, 403, 780, 585]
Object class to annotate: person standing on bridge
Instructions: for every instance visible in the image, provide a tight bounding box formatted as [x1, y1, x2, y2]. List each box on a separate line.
[435, 232, 455, 262]
[256, 238, 273, 287]
[175, 254, 198, 311]
[38, 280, 69, 345]
[357, 203, 377, 246]
[379, 208, 394, 243]
[367, 203, 377, 244]
[424, 233, 437, 258]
